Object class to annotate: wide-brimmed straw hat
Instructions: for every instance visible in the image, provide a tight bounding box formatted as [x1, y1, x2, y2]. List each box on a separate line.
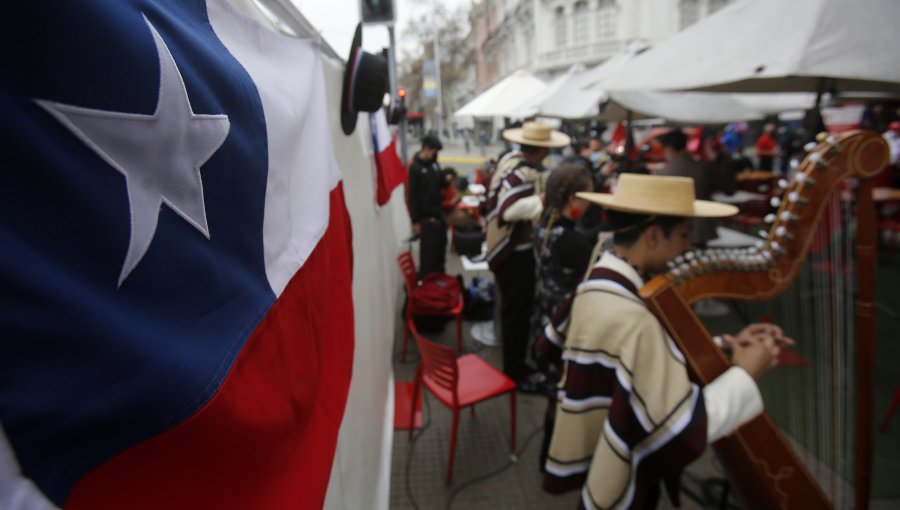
[576, 174, 738, 218]
[502, 122, 570, 148]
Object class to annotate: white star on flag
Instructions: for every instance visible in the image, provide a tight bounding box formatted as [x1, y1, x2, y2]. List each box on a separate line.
[36, 15, 230, 286]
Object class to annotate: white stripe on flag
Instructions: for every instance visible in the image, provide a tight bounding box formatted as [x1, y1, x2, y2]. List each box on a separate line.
[209, 0, 340, 296]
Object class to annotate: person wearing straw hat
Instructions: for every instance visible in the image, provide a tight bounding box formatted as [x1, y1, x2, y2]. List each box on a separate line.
[542, 174, 792, 508]
[485, 121, 570, 393]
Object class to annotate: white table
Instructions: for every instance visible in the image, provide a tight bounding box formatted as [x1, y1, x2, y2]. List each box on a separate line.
[459, 195, 482, 208]
[712, 190, 768, 204]
[459, 242, 496, 346]
[460, 243, 489, 271]
[708, 226, 762, 248]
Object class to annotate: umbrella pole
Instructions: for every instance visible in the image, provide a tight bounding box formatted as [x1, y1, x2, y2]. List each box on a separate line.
[624, 110, 634, 172]
[805, 77, 828, 137]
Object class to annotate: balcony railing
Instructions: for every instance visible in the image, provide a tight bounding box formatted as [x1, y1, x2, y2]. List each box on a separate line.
[537, 39, 623, 70]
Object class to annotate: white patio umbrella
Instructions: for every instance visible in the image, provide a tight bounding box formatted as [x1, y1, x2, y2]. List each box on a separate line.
[515, 64, 587, 118]
[453, 69, 546, 118]
[600, 0, 900, 94]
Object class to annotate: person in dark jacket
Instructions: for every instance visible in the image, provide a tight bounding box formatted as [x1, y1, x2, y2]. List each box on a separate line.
[658, 129, 720, 246]
[408, 134, 448, 275]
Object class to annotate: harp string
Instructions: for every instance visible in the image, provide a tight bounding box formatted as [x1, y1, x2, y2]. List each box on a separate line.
[756, 183, 858, 507]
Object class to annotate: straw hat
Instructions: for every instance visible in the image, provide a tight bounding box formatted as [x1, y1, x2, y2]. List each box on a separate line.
[502, 122, 571, 148]
[576, 174, 738, 218]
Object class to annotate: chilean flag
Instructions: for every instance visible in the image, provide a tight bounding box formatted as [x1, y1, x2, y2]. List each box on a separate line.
[369, 110, 406, 207]
[0, 0, 354, 508]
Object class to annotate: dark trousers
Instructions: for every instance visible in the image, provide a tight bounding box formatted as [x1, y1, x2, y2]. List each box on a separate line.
[419, 216, 447, 276]
[493, 249, 535, 380]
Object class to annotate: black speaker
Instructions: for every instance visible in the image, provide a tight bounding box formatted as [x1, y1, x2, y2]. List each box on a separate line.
[455, 224, 484, 257]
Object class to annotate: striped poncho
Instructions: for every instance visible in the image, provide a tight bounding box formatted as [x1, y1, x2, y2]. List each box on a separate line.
[484, 151, 541, 271]
[543, 252, 708, 509]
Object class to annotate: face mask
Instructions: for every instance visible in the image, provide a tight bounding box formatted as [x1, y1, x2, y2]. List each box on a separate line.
[589, 152, 602, 165]
[511, 143, 521, 151]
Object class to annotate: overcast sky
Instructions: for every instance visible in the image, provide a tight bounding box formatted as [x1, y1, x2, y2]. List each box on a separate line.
[291, 0, 471, 58]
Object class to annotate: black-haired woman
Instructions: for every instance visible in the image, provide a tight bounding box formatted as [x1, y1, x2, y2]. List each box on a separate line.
[530, 164, 595, 471]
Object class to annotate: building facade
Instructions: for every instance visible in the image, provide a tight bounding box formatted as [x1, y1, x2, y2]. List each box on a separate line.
[470, 0, 735, 93]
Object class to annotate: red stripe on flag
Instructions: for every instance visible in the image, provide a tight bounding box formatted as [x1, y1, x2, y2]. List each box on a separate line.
[375, 136, 406, 207]
[371, 111, 406, 207]
[66, 184, 355, 509]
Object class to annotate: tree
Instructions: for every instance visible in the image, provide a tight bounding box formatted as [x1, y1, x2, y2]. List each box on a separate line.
[397, 1, 473, 134]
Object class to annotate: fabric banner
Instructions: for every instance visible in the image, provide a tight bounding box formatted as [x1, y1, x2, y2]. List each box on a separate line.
[0, 0, 354, 508]
[422, 59, 437, 98]
[370, 109, 407, 206]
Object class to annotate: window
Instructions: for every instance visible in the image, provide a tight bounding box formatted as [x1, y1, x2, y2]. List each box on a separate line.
[596, 0, 617, 40]
[554, 6, 567, 48]
[708, 0, 727, 15]
[680, 0, 700, 30]
[524, 28, 534, 63]
[573, 1, 589, 44]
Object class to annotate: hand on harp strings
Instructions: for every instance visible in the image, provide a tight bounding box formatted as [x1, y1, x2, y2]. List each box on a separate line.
[721, 322, 796, 380]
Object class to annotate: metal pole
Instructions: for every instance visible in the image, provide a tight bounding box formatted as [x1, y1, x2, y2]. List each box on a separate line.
[624, 109, 634, 172]
[388, 25, 408, 164]
[434, 32, 443, 139]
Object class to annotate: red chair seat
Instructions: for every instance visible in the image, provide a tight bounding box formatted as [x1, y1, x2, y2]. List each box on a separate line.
[424, 354, 517, 408]
[408, 320, 516, 486]
[408, 298, 464, 317]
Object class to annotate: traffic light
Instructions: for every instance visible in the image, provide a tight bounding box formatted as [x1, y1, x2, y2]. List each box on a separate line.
[389, 86, 407, 125]
[360, 0, 395, 24]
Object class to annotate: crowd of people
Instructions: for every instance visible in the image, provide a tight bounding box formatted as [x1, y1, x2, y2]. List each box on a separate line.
[403, 117, 814, 507]
[404, 106, 900, 506]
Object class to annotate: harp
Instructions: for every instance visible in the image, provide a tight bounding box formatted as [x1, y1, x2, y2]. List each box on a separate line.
[640, 130, 889, 509]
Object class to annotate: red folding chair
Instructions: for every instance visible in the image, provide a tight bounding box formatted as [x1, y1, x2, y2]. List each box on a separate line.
[397, 252, 463, 362]
[407, 320, 516, 485]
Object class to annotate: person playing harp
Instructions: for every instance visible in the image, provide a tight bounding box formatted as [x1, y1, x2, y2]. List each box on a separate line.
[541, 173, 792, 509]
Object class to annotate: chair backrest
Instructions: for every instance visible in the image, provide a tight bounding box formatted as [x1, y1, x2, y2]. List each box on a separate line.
[741, 198, 771, 217]
[397, 252, 418, 294]
[408, 320, 459, 402]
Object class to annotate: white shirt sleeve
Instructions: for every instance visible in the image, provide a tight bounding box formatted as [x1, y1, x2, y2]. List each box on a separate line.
[501, 194, 543, 222]
[703, 366, 764, 443]
[1, 425, 59, 510]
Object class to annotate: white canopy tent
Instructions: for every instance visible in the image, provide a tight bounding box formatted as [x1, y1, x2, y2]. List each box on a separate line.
[599, 90, 765, 124]
[599, 0, 900, 94]
[522, 42, 803, 124]
[733, 93, 816, 115]
[528, 42, 650, 119]
[453, 69, 546, 118]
